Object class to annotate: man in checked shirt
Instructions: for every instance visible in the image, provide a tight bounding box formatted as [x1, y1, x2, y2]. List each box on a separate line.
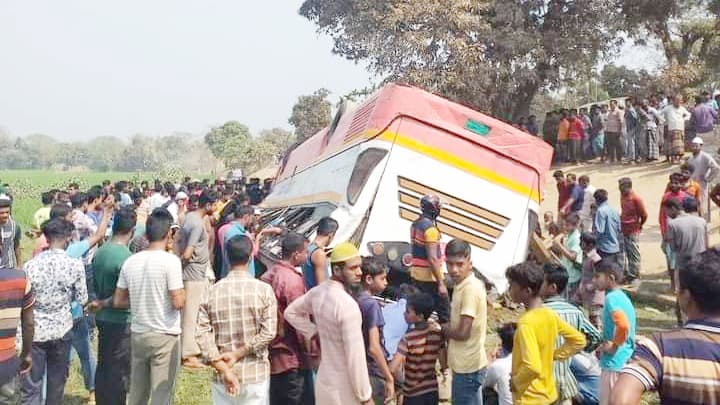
[196, 235, 278, 405]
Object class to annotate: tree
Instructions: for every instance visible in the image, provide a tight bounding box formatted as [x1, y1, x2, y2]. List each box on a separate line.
[204, 121, 252, 168]
[623, 0, 720, 92]
[23, 134, 59, 169]
[86, 136, 125, 171]
[299, 0, 624, 119]
[257, 128, 296, 156]
[599, 64, 657, 97]
[288, 89, 332, 141]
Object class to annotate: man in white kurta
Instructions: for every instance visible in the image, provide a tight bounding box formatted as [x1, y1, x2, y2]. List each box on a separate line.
[284, 242, 373, 405]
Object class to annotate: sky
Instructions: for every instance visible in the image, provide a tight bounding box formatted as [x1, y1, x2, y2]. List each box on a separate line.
[0, 1, 373, 140]
[0, 1, 662, 141]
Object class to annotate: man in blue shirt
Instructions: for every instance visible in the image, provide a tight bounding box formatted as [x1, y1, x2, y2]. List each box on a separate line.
[592, 189, 623, 269]
[221, 205, 255, 278]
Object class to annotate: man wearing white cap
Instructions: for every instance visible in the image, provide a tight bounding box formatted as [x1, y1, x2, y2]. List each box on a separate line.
[687, 136, 720, 221]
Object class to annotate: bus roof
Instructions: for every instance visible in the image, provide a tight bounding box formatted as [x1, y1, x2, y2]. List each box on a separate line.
[277, 83, 554, 200]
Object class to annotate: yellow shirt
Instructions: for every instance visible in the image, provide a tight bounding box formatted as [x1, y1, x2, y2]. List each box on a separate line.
[212, 200, 230, 222]
[32, 206, 51, 232]
[448, 274, 487, 373]
[511, 307, 586, 405]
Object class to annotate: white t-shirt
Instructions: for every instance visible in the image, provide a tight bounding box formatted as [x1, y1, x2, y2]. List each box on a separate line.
[149, 192, 170, 211]
[579, 185, 596, 221]
[660, 105, 691, 131]
[117, 249, 184, 335]
[483, 354, 513, 405]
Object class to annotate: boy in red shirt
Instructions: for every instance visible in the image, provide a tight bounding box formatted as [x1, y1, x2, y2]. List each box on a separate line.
[659, 173, 691, 291]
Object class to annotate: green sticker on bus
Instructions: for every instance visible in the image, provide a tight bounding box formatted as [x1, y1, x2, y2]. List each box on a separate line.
[465, 119, 490, 136]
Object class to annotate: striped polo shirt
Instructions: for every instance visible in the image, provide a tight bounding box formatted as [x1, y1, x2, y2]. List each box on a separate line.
[0, 268, 34, 385]
[397, 321, 442, 397]
[621, 319, 720, 404]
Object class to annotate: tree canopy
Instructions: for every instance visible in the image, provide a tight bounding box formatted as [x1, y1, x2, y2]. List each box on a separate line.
[288, 88, 332, 141]
[623, 0, 720, 91]
[300, 0, 625, 119]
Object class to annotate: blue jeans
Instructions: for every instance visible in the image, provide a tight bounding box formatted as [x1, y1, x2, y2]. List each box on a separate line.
[452, 369, 486, 405]
[571, 356, 600, 405]
[69, 317, 97, 392]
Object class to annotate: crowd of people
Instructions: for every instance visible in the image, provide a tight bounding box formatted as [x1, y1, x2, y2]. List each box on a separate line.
[531, 91, 720, 166]
[0, 162, 717, 405]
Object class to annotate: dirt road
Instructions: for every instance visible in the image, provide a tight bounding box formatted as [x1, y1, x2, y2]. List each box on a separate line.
[540, 160, 720, 278]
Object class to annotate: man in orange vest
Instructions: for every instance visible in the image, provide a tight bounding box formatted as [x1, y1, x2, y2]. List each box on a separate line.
[409, 194, 449, 323]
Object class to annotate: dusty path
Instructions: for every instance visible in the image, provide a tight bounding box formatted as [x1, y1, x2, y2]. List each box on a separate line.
[540, 159, 720, 279]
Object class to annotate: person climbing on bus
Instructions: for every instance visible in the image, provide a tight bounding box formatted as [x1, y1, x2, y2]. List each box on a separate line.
[303, 217, 339, 290]
[409, 194, 449, 323]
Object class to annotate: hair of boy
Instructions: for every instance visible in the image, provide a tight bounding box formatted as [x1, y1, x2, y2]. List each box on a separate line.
[593, 189, 608, 204]
[41, 191, 53, 206]
[226, 235, 253, 266]
[497, 322, 517, 353]
[398, 283, 420, 299]
[42, 218, 74, 242]
[663, 198, 682, 210]
[146, 208, 173, 242]
[565, 212, 580, 226]
[553, 170, 564, 179]
[505, 262, 545, 295]
[618, 177, 632, 187]
[281, 232, 306, 260]
[199, 191, 218, 207]
[361, 256, 388, 280]
[445, 238, 471, 259]
[566, 173, 577, 181]
[580, 231, 596, 247]
[86, 188, 102, 205]
[682, 197, 699, 213]
[70, 192, 86, 209]
[50, 203, 72, 220]
[670, 172, 684, 182]
[543, 263, 569, 295]
[578, 175, 590, 184]
[233, 204, 254, 219]
[113, 208, 137, 235]
[407, 292, 434, 320]
[317, 217, 339, 236]
[595, 259, 622, 281]
[680, 248, 720, 314]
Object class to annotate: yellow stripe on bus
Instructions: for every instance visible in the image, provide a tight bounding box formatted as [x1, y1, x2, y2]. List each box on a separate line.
[376, 131, 540, 202]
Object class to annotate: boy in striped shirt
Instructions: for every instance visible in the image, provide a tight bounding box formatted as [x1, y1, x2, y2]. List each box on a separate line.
[613, 248, 720, 404]
[390, 292, 443, 405]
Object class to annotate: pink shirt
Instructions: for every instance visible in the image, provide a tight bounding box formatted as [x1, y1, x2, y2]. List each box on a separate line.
[284, 279, 372, 404]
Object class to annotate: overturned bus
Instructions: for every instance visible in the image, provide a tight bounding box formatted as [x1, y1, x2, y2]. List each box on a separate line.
[257, 84, 553, 293]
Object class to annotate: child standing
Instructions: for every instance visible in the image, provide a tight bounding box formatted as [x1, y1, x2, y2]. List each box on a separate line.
[505, 262, 586, 404]
[552, 213, 583, 298]
[357, 257, 394, 405]
[574, 232, 604, 331]
[389, 292, 444, 405]
[592, 260, 636, 405]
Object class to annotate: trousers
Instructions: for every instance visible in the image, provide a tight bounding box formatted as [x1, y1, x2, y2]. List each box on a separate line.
[128, 332, 180, 405]
[96, 321, 131, 405]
